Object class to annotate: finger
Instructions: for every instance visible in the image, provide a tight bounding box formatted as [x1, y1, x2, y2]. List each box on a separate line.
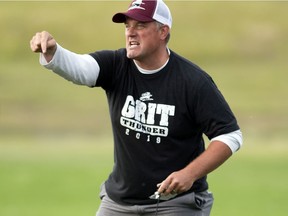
[30, 38, 36, 52]
[157, 179, 171, 194]
[158, 175, 181, 195]
[42, 32, 56, 54]
[164, 182, 178, 195]
[30, 32, 43, 52]
[40, 31, 50, 54]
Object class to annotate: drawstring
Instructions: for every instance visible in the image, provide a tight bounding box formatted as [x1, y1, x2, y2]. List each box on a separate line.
[155, 195, 160, 216]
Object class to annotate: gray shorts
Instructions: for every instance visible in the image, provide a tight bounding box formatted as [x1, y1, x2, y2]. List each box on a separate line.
[96, 184, 214, 216]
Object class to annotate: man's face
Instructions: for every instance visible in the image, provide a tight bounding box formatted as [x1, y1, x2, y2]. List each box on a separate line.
[125, 18, 162, 61]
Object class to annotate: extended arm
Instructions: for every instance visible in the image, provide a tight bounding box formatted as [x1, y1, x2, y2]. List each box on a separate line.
[30, 31, 99, 87]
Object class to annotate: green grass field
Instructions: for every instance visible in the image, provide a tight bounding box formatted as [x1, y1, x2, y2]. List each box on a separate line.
[1, 1, 288, 216]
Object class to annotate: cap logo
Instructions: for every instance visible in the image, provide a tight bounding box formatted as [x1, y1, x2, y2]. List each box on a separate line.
[129, 0, 146, 11]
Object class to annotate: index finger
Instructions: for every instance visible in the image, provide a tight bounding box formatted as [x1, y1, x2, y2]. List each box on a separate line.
[40, 31, 50, 54]
[157, 179, 171, 194]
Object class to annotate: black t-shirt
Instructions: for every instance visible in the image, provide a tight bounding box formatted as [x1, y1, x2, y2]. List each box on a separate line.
[90, 48, 239, 205]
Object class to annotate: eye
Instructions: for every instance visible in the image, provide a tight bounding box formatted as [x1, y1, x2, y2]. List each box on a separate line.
[135, 23, 146, 30]
[124, 22, 147, 30]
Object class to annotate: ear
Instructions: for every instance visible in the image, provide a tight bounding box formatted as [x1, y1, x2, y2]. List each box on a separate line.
[159, 25, 170, 41]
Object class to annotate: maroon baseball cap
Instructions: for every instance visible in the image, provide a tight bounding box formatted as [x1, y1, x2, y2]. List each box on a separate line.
[112, 0, 172, 28]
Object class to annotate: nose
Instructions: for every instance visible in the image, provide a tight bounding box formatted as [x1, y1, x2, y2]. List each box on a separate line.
[125, 26, 137, 37]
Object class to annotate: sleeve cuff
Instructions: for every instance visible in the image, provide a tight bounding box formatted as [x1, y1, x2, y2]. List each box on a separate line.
[211, 129, 243, 153]
[39, 43, 60, 68]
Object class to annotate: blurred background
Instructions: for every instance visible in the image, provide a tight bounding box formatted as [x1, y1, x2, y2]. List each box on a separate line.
[0, 1, 287, 216]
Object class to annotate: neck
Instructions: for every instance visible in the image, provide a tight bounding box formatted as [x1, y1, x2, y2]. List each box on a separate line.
[134, 47, 170, 70]
[134, 56, 170, 74]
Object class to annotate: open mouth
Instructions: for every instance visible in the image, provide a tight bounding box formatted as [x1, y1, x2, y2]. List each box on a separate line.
[129, 41, 140, 48]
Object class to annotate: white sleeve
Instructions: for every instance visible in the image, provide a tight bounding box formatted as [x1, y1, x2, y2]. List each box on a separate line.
[211, 129, 243, 153]
[39, 44, 99, 87]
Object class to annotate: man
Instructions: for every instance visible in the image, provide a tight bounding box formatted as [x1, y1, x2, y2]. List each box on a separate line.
[30, 0, 242, 215]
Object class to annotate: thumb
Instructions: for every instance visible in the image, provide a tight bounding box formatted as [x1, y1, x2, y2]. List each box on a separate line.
[40, 32, 56, 54]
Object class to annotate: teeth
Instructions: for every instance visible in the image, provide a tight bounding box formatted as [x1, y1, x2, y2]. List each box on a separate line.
[130, 41, 139, 46]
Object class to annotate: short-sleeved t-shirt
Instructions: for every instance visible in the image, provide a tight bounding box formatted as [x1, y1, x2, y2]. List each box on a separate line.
[90, 48, 239, 205]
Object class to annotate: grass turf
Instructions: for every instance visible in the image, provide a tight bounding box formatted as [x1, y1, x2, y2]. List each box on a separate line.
[1, 1, 288, 215]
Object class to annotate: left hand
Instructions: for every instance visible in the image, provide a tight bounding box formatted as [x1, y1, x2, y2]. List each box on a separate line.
[157, 168, 194, 196]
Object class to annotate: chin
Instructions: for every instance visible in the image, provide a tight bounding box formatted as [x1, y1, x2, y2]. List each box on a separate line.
[126, 52, 137, 60]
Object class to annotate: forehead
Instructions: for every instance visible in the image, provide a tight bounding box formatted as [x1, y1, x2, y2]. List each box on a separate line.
[124, 17, 152, 24]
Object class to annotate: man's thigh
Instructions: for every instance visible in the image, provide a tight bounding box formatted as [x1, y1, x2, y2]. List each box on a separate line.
[96, 183, 140, 216]
[96, 194, 139, 216]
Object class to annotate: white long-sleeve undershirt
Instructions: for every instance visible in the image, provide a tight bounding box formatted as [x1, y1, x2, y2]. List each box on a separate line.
[40, 44, 99, 87]
[39, 44, 243, 153]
